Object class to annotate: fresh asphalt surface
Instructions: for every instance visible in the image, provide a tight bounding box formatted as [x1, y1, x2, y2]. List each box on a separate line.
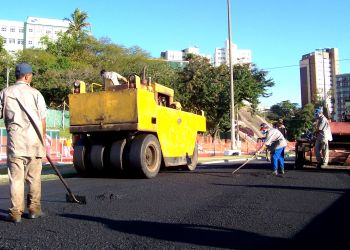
[0, 159, 349, 250]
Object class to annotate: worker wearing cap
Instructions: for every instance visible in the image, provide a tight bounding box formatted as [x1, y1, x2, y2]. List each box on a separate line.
[0, 63, 47, 223]
[314, 107, 332, 168]
[257, 123, 287, 175]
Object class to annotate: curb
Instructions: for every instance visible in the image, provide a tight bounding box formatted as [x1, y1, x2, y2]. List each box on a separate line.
[198, 158, 247, 165]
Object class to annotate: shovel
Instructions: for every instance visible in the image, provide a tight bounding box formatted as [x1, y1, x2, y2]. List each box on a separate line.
[46, 155, 86, 204]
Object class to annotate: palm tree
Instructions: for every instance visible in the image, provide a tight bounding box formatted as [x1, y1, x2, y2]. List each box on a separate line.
[65, 8, 90, 37]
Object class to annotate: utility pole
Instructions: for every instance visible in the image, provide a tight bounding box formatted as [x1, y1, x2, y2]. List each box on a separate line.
[6, 67, 10, 88]
[227, 0, 236, 149]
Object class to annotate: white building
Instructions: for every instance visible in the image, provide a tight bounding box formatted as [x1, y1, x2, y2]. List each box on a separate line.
[0, 16, 69, 53]
[161, 46, 212, 63]
[0, 20, 25, 52]
[214, 40, 252, 67]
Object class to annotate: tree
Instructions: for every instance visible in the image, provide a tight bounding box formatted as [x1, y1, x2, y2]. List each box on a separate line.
[268, 100, 299, 122]
[64, 8, 90, 39]
[176, 56, 275, 139]
[0, 43, 14, 89]
[287, 103, 315, 140]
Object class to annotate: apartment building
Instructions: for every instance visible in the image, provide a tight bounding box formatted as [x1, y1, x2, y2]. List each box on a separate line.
[299, 48, 339, 117]
[0, 16, 69, 53]
[335, 73, 350, 121]
[214, 40, 252, 67]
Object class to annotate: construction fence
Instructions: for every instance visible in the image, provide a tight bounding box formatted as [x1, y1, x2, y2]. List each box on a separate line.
[197, 134, 296, 156]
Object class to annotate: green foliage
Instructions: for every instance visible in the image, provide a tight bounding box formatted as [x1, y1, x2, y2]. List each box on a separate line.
[176, 55, 275, 138]
[64, 8, 91, 40]
[268, 100, 299, 122]
[267, 100, 316, 140]
[2, 8, 277, 139]
[0, 48, 14, 89]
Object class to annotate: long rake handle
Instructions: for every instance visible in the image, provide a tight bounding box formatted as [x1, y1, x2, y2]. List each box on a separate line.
[46, 155, 81, 203]
[232, 154, 257, 175]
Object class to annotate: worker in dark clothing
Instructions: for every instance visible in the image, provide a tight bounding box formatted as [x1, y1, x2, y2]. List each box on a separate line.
[276, 118, 287, 138]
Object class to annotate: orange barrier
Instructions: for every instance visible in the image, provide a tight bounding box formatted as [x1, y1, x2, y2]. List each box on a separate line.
[197, 135, 295, 156]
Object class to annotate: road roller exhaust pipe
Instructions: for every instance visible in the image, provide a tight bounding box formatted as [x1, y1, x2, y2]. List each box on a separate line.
[46, 155, 87, 204]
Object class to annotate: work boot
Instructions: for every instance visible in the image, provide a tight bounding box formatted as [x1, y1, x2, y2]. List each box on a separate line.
[271, 170, 278, 176]
[6, 214, 21, 223]
[280, 169, 285, 175]
[28, 210, 45, 219]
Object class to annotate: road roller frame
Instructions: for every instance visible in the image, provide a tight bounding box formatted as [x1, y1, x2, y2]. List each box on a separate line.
[69, 75, 206, 178]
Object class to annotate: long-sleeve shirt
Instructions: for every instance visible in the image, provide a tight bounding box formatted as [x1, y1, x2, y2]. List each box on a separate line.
[0, 82, 47, 157]
[264, 128, 287, 151]
[316, 115, 332, 142]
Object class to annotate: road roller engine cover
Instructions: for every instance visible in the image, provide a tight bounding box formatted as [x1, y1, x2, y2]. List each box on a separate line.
[69, 75, 206, 178]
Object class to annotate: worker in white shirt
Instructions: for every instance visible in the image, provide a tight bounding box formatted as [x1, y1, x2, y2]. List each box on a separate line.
[100, 69, 128, 90]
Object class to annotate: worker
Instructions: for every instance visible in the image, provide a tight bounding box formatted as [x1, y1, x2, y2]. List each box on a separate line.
[314, 107, 332, 169]
[0, 63, 47, 223]
[275, 118, 287, 138]
[256, 123, 287, 176]
[274, 118, 288, 161]
[100, 69, 128, 90]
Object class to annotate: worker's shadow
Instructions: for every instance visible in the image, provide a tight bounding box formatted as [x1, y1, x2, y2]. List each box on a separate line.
[60, 213, 288, 249]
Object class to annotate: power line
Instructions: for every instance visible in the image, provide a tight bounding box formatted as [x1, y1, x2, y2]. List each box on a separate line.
[263, 58, 350, 71]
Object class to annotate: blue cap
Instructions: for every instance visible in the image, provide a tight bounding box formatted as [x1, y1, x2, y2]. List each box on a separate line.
[15, 63, 33, 78]
[315, 107, 323, 115]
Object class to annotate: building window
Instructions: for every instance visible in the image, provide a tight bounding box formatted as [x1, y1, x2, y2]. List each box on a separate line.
[1, 26, 6, 32]
[28, 41, 33, 45]
[29, 28, 33, 32]
[9, 38, 15, 44]
[3, 38, 7, 43]
[19, 27, 24, 33]
[17, 39, 24, 45]
[10, 27, 15, 32]
[46, 30, 51, 34]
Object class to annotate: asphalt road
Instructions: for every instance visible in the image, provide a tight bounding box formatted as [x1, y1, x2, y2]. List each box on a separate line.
[0, 159, 349, 250]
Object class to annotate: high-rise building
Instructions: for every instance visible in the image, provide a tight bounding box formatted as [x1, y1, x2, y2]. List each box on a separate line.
[335, 73, 350, 121]
[299, 48, 339, 117]
[0, 16, 70, 53]
[214, 40, 252, 67]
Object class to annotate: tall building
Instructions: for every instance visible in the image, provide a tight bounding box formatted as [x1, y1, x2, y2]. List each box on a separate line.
[335, 73, 350, 121]
[299, 48, 339, 117]
[214, 40, 252, 67]
[0, 16, 69, 53]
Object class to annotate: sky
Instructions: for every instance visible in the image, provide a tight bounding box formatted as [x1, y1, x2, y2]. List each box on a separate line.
[1, 0, 350, 108]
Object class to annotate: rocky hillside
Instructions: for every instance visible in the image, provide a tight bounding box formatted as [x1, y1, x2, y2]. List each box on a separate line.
[237, 106, 272, 142]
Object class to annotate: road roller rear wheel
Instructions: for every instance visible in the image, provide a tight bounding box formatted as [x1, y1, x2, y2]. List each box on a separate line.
[90, 145, 106, 171]
[110, 139, 127, 173]
[129, 134, 161, 178]
[73, 145, 90, 175]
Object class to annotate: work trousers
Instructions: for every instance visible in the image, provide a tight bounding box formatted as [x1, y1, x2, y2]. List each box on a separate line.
[7, 156, 42, 217]
[315, 140, 329, 165]
[271, 147, 285, 171]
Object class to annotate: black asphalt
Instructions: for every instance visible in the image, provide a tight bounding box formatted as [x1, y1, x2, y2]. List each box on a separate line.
[0, 160, 349, 249]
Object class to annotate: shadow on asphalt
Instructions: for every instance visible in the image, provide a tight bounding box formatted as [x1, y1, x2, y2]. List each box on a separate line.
[61, 186, 350, 250]
[60, 213, 287, 249]
[292, 189, 350, 250]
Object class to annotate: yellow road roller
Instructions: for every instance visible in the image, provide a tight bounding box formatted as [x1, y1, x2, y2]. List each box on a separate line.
[69, 75, 206, 178]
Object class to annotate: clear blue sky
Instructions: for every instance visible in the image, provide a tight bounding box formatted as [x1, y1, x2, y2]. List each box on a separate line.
[1, 0, 350, 108]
